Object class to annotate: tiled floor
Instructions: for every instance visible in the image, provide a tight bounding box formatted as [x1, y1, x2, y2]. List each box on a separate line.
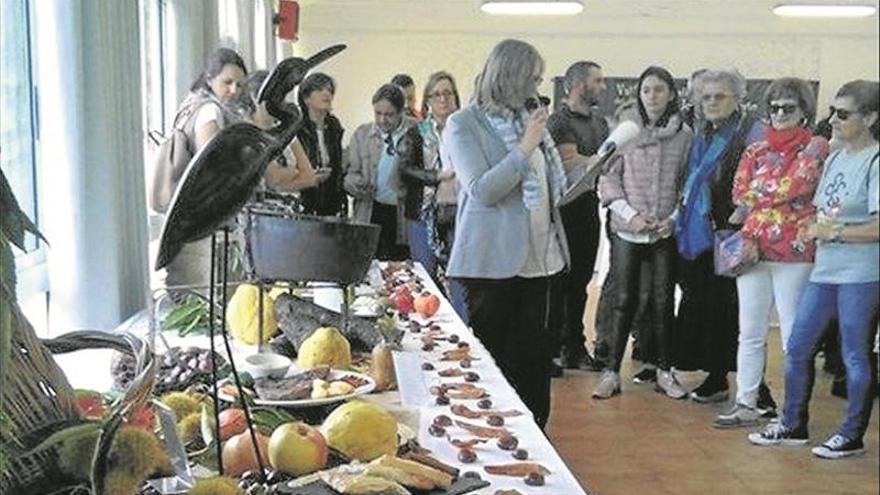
[546, 285, 880, 495]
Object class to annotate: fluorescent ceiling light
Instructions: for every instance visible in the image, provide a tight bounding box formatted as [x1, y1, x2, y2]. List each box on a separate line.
[773, 3, 877, 17]
[480, 1, 584, 16]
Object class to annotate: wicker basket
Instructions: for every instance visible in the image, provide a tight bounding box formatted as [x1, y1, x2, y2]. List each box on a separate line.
[0, 304, 156, 494]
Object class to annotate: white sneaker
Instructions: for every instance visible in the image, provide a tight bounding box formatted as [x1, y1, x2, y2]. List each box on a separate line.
[592, 370, 621, 399]
[655, 369, 687, 399]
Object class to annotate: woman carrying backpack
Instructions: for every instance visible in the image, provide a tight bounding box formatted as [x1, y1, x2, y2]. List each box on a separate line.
[161, 47, 248, 290]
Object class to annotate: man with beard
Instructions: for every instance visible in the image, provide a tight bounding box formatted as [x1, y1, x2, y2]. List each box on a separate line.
[547, 61, 609, 373]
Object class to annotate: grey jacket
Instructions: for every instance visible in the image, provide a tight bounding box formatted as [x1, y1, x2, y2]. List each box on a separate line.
[344, 118, 417, 242]
[442, 104, 570, 279]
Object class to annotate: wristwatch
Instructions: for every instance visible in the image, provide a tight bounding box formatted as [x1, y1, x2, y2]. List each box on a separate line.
[829, 223, 844, 242]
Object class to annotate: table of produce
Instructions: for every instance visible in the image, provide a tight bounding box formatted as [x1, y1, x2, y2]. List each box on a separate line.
[42, 261, 588, 495]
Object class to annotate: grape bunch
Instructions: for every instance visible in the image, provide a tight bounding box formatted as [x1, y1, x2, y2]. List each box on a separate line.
[112, 346, 229, 395]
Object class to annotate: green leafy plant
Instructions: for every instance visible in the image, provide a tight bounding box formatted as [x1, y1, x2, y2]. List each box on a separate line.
[1, 167, 47, 477]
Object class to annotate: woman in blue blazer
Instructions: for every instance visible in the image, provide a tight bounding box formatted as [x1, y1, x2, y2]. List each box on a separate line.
[443, 39, 570, 428]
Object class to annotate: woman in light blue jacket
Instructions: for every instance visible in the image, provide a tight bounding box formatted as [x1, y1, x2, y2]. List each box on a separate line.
[443, 39, 570, 428]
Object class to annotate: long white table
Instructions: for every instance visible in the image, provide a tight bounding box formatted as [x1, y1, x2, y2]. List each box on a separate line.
[56, 262, 589, 494]
[382, 263, 589, 495]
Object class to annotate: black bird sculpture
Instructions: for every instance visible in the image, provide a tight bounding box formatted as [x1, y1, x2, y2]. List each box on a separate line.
[155, 44, 346, 271]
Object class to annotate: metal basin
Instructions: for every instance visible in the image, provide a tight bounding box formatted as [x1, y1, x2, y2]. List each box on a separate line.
[244, 210, 380, 284]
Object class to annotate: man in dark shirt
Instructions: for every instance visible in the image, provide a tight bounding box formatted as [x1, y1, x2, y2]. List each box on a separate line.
[547, 60, 609, 373]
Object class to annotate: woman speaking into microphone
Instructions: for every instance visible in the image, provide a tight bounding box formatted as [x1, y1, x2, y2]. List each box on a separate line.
[442, 39, 569, 428]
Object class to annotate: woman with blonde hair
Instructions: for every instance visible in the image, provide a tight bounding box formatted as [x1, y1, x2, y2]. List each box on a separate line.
[443, 39, 569, 427]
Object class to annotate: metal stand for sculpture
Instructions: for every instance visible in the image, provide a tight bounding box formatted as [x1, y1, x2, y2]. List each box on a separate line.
[153, 45, 348, 484]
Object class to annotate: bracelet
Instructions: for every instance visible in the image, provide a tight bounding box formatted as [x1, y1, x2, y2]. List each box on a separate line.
[830, 223, 844, 242]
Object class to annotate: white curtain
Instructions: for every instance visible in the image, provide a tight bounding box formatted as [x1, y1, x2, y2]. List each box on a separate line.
[218, 0, 281, 72]
[33, 0, 148, 331]
[163, 0, 220, 126]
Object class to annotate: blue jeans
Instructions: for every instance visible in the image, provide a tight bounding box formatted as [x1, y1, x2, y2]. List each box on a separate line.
[407, 219, 439, 285]
[782, 281, 880, 441]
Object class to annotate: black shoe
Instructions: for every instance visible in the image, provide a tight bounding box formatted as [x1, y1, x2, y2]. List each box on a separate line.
[831, 376, 847, 399]
[757, 382, 778, 418]
[562, 350, 598, 371]
[690, 374, 729, 403]
[812, 434, 865, 459]
[633, 366, 657, 384]
[550, 359, 564, 378]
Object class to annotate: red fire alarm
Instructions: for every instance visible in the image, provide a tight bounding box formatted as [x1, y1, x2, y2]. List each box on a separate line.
[276, 0, 299, 41]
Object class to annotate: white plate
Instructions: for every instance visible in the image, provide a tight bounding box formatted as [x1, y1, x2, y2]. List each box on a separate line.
[217, 369, 376, 408]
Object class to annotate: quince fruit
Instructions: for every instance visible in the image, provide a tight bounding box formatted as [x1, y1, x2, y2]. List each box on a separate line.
[320, 400, 398, 461]
[226, 284, 279, 345]
[297, 327, 351, 370]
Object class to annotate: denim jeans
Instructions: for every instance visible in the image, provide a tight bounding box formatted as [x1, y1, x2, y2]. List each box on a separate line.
[782, 281, 880, 441]
[407, 219, 439, 285]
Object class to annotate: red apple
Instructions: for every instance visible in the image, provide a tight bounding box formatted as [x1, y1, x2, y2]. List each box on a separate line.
[414, 292, 440, 318]
[268, 422, 329, 476]
[393, 290, 414, 313]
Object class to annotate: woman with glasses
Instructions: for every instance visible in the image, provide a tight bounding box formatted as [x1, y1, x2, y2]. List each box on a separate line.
[712, 78, 829, 429]
[592, 66, 693, 400]
[296, 72, 347, 216]
[416, 71, 466, 317]
[675, 68, 766, 403]
[443, 39, 569, 427]
[750, 80, 879, 459]
[345, 83, 422, 260]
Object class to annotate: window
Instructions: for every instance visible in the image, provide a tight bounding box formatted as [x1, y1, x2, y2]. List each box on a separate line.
[1, 0, 44, 281]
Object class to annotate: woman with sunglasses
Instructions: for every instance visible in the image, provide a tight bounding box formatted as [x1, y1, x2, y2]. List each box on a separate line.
[416, 71, 466, 318]
[345, 83, 422, 260]
[712, 78, 829, 429]
[750, 80, 879, 459]
[675, 68, 766, 403]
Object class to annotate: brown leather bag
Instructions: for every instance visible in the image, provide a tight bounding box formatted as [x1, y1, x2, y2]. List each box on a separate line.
[147, 98, 211, 213]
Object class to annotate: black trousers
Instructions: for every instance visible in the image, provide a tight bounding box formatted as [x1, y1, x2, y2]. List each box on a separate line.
[551, 192, 601, 359]
[675, 250, 739, 373]
[461, 276, 553, 428]
[606, 236, 676, 372]
[370, 201, 409, 261]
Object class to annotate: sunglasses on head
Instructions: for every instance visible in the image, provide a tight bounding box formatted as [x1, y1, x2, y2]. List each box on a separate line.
[768, 103, 799, 116]
[829, 106, 857, 121]
[383, 133, 397, 156]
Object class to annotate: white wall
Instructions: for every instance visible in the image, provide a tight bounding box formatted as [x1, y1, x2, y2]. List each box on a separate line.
[289, 0, 879, 141]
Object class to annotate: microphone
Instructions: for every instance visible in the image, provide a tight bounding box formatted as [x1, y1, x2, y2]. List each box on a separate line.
[596, 120, 640, 172]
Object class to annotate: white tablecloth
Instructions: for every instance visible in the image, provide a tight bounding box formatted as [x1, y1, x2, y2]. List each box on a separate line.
[58, 262, 589, 494]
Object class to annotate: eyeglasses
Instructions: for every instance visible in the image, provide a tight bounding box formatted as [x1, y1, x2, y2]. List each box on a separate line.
[429, 90, 454, 101]
[702, 93, 733, 103]
[768, 103, 799, 116]
[828, 106, 857, 121]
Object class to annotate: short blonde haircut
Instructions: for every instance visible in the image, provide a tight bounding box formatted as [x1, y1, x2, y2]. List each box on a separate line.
[472, 39, 544, 112]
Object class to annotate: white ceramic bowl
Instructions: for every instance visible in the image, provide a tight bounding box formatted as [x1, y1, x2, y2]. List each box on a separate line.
[241, 352, 291, 379]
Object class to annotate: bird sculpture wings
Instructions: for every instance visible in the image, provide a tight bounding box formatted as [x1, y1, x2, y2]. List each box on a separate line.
[155, 44, 346, 271]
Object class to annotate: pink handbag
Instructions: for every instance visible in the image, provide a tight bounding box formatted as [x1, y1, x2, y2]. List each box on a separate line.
[714, 229, 759, 278]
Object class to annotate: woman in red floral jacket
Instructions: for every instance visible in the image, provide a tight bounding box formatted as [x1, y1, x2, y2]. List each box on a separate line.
[713, 78, 829, 428]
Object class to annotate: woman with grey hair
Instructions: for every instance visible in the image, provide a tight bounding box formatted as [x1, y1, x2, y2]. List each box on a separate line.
[443, 39, 569, 427]
[674, 68, 766, 403]
[712, 78, 829, 429]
